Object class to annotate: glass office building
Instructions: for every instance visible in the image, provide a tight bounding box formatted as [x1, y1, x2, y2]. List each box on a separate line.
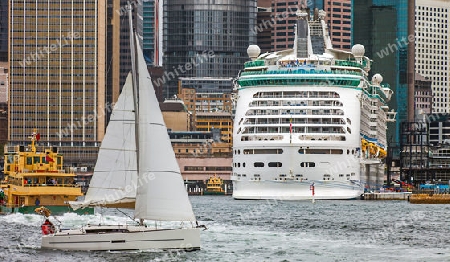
[353, 0, 408, 143]
[163, 0, 257, 98]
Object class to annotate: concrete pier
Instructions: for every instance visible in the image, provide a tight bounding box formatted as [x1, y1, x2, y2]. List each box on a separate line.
[362, 192, 412, 200]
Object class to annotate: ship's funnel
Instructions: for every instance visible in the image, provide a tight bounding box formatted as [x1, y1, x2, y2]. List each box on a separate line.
[296, 10, 309, 58]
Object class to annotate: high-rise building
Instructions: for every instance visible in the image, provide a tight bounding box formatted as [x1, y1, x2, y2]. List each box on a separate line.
[324, 0, 352, 50]
[142, 0, 163, 66]
[116, 0, 134, 99]
[162, 0, 257, 98]
[415, 0, 449, 114]
[106, 0, 122, 114]
[0, 62, 7, 147]
[142, 0, 155, 65]
[106, 0, 142, 109]
[0, 61, 7, 103]
[256, 0, 272, 53]
[0, 0, 8, 146]
[269, 0, 300, 51]
[415, 0, 450, 165]
[255, 0, 350, 52]
[9, 1, 106, 167]
[107, 0, 149, 121]
[353, 0, 409, 143]
[0, 0, 7, 62]
[414, 73, 433, 117]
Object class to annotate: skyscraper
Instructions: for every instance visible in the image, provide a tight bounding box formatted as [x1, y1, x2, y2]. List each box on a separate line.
[353, 0, 408, 143]
[0, 0, 7, 62]
[107, 0, 147, 116]
[141, 0, 163, 66]
[0, 0, 7, 149]
[106, 0, 121, 114]
[268, 0, 300, 51]
[255, 0, 272, 53]
[0, 62, 7, 103]
[162, 0, 257, 98]
[0, 62, 6, 147]
[255, 0, 351, 52]
[9, 1, 106, 167]
[415, 0, 449, 114]
[324, 0, 352, 50]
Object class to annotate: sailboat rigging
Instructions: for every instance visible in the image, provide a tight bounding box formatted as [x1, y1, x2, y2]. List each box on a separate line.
[35, 4, 202, 251]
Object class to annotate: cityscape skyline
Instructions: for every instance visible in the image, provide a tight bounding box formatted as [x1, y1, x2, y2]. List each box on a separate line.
[0, 0, 449, 167]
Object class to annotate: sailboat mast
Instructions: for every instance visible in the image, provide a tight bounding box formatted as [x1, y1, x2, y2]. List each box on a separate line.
[127, 4, 142, 226]
[127, 3, 140, 179]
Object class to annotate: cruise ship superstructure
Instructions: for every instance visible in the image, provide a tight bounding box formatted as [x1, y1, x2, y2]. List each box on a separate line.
[231, 9, 396, 200]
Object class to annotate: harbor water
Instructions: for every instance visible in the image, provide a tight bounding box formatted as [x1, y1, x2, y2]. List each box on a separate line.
[1, 196, 449, 262]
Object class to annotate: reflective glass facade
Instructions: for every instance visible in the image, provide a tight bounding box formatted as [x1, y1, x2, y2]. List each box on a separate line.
[163, 0, 257, 98]
[310, 0, 324, 10]
[143, 0, 155, 65]
[353, 0, 408, 143]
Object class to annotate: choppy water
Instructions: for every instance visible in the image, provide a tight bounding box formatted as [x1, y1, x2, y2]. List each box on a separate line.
[1, 196, 449, 262]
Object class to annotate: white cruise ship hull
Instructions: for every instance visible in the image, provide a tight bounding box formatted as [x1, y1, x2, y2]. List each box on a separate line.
[41, 225, 200, 251]
[232, 86, 364, 200]
[233, 180, 362, 200]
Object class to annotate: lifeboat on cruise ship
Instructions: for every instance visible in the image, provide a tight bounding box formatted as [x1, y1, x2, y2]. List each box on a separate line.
[378, 148, 387, 158]
[369, 143, 377, 156]
[361, 139, 368, 153]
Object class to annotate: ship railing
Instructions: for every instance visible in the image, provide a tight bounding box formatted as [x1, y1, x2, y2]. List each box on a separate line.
[298, 135, 346, 141]
[241, 68, 363, 76]
[22, 183, 80, 188]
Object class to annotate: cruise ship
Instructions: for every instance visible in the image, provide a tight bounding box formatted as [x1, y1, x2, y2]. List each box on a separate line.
[231, 9, 396, 200]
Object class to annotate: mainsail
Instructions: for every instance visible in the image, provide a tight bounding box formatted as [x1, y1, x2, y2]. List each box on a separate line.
[70, 74, 137, 210]
[133, 36, 196, 222]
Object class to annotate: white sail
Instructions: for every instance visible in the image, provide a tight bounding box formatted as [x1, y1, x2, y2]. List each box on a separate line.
[133, 36, 196, 221]
[71, 74, 137, 210]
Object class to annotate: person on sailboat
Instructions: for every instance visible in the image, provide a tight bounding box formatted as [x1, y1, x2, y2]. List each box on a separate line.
[41, 219, 55, 235]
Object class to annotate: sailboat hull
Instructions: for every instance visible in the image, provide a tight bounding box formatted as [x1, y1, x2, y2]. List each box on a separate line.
[41, 225, 201, 251]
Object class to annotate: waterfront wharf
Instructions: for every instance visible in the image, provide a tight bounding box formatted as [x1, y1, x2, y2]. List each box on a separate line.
[362, 192, 412, 200]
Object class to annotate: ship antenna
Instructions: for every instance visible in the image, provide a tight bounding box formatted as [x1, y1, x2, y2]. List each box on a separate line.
[31, 128, 37, 153]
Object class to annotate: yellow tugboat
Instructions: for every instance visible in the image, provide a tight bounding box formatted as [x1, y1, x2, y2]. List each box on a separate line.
[204, 175, 226, 195]
[0, 130, 93, 215]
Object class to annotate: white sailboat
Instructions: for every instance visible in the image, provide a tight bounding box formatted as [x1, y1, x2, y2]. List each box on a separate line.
[35, 5, 201, 251]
